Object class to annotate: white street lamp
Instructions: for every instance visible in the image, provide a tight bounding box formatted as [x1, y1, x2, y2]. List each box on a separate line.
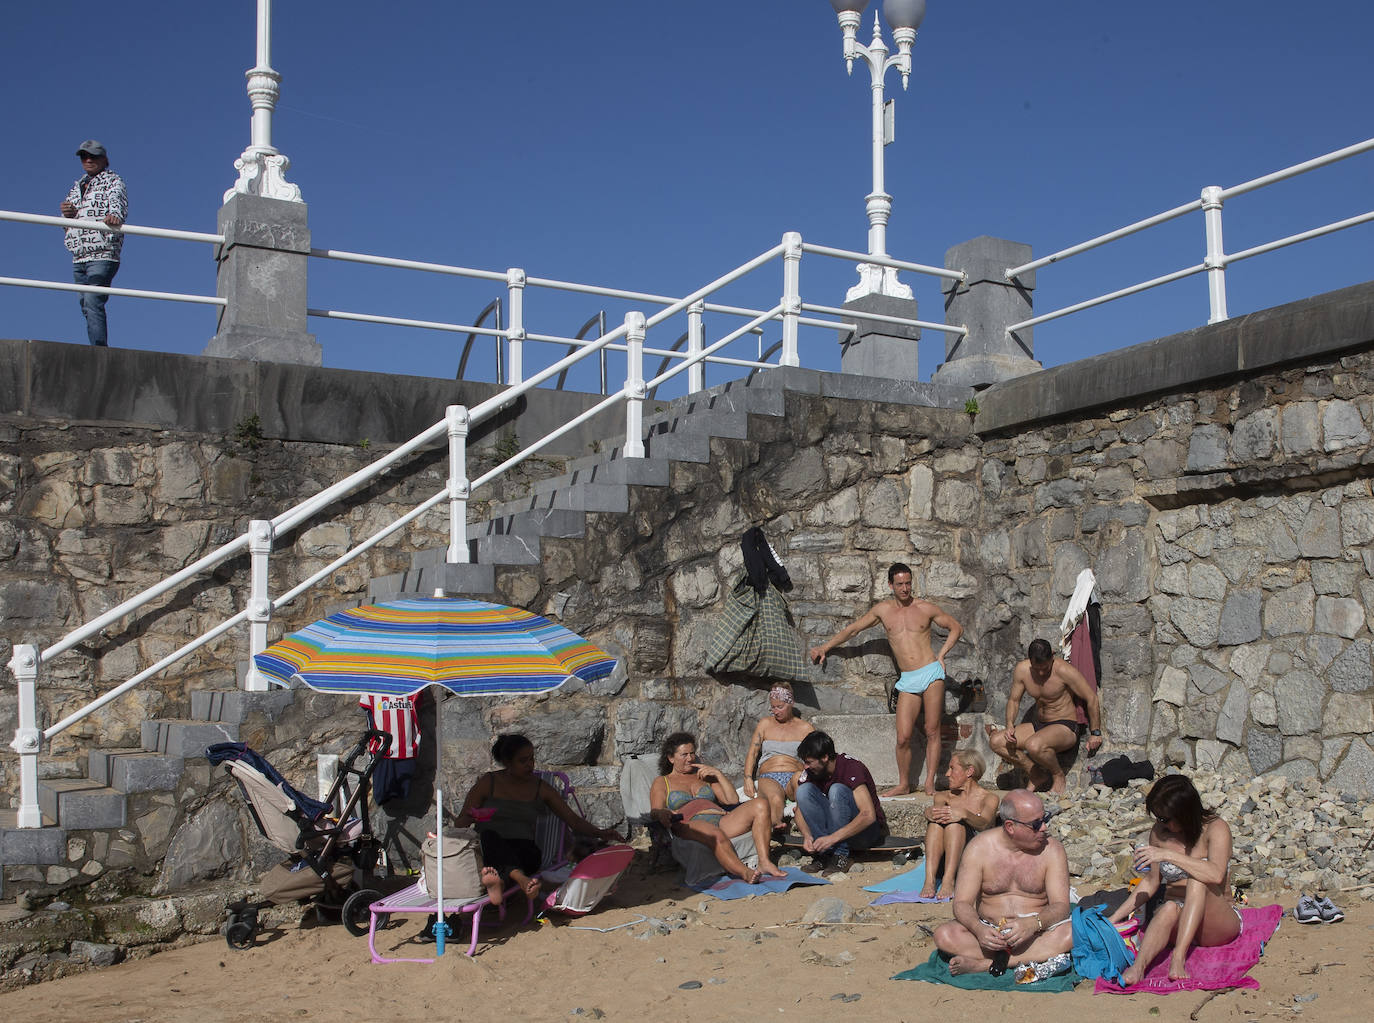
[828, 0, 925, 301]
[225, 0, 302, 203]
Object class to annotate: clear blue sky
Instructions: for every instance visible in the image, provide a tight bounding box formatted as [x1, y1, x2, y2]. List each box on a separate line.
[3, 1, 1371, 391]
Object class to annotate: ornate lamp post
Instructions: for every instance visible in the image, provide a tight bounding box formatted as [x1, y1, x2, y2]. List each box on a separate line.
[225, 0, 301, 203]
[828, 0, 925, 301]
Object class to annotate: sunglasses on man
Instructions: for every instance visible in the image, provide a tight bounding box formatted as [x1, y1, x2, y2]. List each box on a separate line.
[1005, 812, 1053, 832]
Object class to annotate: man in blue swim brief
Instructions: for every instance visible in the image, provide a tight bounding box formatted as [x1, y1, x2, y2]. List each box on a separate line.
[895, 661, 945, 696]
[809, 562, 963, 796]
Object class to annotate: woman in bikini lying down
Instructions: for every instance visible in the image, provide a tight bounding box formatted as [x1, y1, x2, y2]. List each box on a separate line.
[649, 731, 786, 884]
[1110, 773, 1242, 983]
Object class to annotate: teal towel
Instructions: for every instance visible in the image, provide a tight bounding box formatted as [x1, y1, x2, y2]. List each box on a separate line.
[893, 949, 1080, 992]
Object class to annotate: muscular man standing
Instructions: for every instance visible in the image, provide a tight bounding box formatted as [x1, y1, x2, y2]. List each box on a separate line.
[988, 638, 1104, 793]
[808, 562, 962, 796]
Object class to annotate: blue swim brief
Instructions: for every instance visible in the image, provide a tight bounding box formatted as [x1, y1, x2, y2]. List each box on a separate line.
[894, 661, 945, 696]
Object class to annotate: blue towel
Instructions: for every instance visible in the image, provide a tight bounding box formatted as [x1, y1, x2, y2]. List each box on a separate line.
[689, 866, 829, 900]
[862, 859, 932, 894]
[1071, 903, 1134, 984]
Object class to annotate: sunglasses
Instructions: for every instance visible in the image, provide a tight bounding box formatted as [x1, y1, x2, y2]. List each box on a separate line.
[1006, 812, 1053, 832]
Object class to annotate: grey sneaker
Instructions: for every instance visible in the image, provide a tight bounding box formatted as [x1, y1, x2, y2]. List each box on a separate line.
[1293, 894, 1321, 924]
[1316, 896, 1344, 923]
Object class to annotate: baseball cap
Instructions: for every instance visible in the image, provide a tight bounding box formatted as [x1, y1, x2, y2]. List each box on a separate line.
[76, 140, 107, 158]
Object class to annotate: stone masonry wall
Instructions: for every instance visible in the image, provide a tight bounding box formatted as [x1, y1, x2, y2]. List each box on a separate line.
[0, 413, 563, 795]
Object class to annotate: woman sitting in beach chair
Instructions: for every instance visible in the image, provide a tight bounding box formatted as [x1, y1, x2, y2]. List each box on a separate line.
[454, 734, 624, 908]
[648, 731, 786, 885]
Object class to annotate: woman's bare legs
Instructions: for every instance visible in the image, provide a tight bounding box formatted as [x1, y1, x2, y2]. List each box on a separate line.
[1170, 879, 1242, 980]
[719, 798, 786, 880]
[1119, 900, 1181, 988]
[757, 777, 787, 829]
[921, 822, 945, 898]
[677, 816, 757, 882]
[939, 823, 968, 895]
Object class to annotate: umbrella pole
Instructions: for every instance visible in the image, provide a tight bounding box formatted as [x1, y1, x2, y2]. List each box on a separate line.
[432, 685, 450, 955]
[434, 785, 448, 955]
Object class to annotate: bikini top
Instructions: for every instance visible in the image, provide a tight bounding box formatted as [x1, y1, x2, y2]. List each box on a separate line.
[1157, 860, 1188, 884]
[760, 739, 801, 761]
[665, 782, 715, 812]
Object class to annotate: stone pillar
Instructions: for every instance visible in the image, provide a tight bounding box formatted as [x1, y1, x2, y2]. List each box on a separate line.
[931, 236, 1041, 388]
[839, 293, 921, 381]
[204, 193, 321, 365]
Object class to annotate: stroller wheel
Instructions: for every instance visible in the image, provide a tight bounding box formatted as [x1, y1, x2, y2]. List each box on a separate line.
[342, 888, 381, 937]
[223, 919, 257, 950]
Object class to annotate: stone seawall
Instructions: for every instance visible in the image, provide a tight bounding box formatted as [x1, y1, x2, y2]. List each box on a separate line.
[2, 279, 1374, 916]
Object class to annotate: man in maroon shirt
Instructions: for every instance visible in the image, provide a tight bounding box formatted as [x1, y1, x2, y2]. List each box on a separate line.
[793, 731, 888, 875]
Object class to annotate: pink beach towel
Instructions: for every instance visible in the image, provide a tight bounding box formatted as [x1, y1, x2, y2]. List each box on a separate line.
[1095, 904, 1283, 995]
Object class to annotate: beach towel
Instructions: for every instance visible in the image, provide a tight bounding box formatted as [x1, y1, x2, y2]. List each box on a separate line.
[689, 866, 829, 900]
[862, 860, 949, 903]
[894, 950, 1079, 992]
[1094, 904, 1283, 994]
[1070, 903, 1133, 984]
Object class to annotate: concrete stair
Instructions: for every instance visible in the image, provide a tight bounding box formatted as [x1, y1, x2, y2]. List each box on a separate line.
[370, 375, 792, 601]
[3, 691, 295, 884]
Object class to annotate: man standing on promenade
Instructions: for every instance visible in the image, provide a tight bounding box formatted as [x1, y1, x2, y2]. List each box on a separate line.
[934, 789, 1074, 975]
[808, 562, 962, 796]
[988, 638, 1104, 793]
[60, 140, 127, 347]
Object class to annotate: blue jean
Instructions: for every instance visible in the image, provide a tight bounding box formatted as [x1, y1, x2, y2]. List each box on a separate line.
[795, 782, 885, 858]
[73, 259, 119, 346]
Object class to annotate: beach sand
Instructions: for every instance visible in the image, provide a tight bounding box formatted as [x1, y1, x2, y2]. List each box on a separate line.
[0, 862, 1368, 1023]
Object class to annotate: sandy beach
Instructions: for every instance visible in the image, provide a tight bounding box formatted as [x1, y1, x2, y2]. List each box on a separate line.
[0, 855, 1369, 1023]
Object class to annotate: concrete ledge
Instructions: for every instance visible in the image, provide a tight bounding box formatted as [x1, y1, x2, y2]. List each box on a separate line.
[0, 339, 629, 454]
[975, 279, 1374, 434]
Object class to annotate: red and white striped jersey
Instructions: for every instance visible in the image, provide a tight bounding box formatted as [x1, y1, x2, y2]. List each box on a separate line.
[358, 692, 422, 759]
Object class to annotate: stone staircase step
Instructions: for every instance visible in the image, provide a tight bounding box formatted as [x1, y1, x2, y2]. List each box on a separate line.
[490, 481, 630, 518]
[88, 749, 186, 794]
[140, 719, 238, 759]
[0, 815, 64, 865]
[368, 560, 497, 600]
[527, 454, 672, 491]
[36, 778, 126, 830]
[190, 689, 296, 725]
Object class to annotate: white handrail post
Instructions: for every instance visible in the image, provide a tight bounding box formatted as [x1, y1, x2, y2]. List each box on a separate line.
[446, 404, 472, 564]
[781, 231, 803, 367]
[624, 312, 646, 459]
[245, 519, 274, 691]
[687, 300, 705, 394]
[8, 645, 43, 828]
[1201, 185, 1228, 323]
[506, 268, 526, 385]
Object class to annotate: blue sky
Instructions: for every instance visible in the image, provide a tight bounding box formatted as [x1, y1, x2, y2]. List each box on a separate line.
[3, 1, 1371, 393]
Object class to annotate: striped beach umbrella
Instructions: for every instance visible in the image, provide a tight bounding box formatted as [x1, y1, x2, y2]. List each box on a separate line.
[252, 597, 617, 698]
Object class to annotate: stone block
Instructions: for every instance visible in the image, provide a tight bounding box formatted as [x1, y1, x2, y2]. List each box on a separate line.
[1323, 693, 1374, 736]
[1217, 590, 1262, 646]
[1315, 596, 1364, 639]
[1328, 640, 1372, 693]
[1321, 398, 1369, 451]
[1276, 670, 1323, 735]
[1263, 583, 1315, 637]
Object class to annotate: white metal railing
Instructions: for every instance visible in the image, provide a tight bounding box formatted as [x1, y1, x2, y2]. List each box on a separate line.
[0, 210, 224, 308]
[1004, 138, 1374, 335]
[4, 229, 944, 828]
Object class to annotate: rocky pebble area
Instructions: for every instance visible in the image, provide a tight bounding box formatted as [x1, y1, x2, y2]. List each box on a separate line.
[882, 768, 1374, 899]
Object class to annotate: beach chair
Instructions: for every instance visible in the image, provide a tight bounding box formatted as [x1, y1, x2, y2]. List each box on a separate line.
[367, 770, 584, 961]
